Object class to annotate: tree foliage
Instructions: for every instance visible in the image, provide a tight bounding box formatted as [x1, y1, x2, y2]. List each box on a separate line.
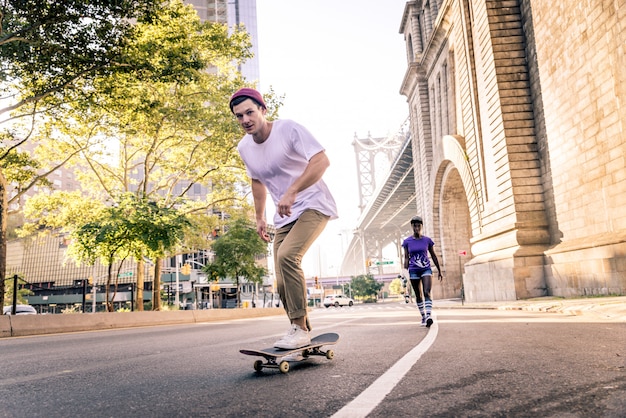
[0, 0, 162, 117]
[66, 193, 190, 311]
[50, 1, 257, 309]
[8, 0, 274, 310]
[0, 0, 160, 312]
[27, 0, 261, 222]
[389, 277, 404, 296]
[350, 274, 384, 301]
[203, 217, 267, 307]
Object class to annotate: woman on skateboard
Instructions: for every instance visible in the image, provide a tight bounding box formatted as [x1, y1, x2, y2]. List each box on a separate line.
[402, 216, 443, 327]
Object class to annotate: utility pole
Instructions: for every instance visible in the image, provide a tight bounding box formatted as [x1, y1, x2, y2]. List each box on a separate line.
[11, 274, 18, 315]
[81, 278, 87, 313]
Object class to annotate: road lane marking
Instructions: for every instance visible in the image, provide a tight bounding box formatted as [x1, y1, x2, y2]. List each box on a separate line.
[331, 314, 439, 418]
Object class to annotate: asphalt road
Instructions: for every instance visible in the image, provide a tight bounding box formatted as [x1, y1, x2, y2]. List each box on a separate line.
[1, 303, 624, 417]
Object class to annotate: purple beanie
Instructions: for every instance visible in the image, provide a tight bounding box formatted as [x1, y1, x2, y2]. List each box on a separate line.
[229, 88, 266, 112]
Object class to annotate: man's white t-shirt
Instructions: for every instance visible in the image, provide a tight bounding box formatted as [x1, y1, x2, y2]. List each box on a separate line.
[237, 119, 338, 228]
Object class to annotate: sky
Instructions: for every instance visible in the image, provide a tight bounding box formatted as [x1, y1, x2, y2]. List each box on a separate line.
[254, 0, 409, 277]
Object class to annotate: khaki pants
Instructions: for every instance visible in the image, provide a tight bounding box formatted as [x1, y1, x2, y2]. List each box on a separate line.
[273, 209, 329, 321]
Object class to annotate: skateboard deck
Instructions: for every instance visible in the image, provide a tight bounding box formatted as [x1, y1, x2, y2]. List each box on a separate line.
[240, 332, 339, 373]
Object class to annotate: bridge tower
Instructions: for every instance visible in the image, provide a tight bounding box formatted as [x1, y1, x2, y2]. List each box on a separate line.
[352, 127, 407, 213]
[351, 124, 408, 275]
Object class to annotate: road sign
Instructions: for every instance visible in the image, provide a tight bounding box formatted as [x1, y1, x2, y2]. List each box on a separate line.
[118, 272, 133, 278]
[374, 260, 394, 265]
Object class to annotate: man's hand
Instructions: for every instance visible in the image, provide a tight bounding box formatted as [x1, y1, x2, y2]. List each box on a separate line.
[277, 189, 296, 218]
[256, 219, 271, 242]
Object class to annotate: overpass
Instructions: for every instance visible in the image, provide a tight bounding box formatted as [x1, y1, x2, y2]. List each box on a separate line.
[340, 128, 416, 277]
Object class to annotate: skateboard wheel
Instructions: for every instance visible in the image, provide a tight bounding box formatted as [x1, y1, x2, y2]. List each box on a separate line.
[279, 361, 290, 374]
[253, 360, 263, 372]
[325, 349, 335, 360]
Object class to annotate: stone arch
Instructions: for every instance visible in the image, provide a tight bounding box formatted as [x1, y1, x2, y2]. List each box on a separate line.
[440, 135, 481, 233]
[431, 135, 477, 300]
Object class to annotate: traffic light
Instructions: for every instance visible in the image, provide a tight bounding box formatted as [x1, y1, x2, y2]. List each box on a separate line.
[181, 263, 191, 275]
[314, 276, 319, 288]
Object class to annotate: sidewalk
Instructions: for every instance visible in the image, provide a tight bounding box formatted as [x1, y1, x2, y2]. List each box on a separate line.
[436, 296, 626, 322]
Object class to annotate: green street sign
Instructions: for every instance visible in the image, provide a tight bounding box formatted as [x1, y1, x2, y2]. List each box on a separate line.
[118, 272, 133, 278]
[374, 261, 394, 265]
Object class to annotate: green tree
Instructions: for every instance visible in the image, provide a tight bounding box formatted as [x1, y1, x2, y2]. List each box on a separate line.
[55, 1, 254, 309]
[0, 0, 162, 312]
[22, 191, 130, 312]
[0, 0, 162, 118]
[0, 144, 97, 310]
[64, 193, 190, 311]
[16, 0, 269, 310]
[125, 196, 191, 311]
[67, 201, 134, 312]
[203, 217, 267, 308]
[350, 274, 384, 302]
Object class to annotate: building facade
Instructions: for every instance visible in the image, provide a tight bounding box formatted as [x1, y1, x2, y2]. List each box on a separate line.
[186, 0, 260, 84]
[400, 0, 625, 301]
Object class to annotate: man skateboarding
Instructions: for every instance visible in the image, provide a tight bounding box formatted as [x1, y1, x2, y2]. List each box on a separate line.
[230, 88, 338, 349]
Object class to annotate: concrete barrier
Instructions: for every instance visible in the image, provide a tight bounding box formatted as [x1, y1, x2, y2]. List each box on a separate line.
[3, 308, 284, 338]
[0, 316, 11, 338]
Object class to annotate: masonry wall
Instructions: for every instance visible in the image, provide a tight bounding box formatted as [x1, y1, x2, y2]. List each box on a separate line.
[400, 0, 626, 301]
[526, 0, 626, 296]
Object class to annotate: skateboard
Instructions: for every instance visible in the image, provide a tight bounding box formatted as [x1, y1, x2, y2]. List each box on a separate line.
[240, 332, 339, 374]
[401, 275, 412, 303]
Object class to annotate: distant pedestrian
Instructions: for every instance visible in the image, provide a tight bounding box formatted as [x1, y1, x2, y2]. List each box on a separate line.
[402, 216, 443, 327]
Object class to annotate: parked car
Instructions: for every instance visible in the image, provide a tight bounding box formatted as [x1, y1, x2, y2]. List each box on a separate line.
[3, 304, 37, 315]
[323, 294, 354, 308]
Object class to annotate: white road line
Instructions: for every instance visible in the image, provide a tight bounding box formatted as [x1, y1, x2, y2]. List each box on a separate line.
[331, 314, 439, 418]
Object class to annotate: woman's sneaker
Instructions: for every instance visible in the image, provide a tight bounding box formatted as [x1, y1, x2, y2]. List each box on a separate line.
[420, 317, 427, 327]
[426, 316, 433, 328]
[274, 324, 311, 349]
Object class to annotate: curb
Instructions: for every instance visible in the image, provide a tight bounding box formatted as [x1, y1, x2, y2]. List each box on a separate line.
[1, 307, 284, 338]
[437, 297, 626, 322]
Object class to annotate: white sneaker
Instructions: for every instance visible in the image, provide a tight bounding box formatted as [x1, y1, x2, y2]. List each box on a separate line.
[274, 324, 311, 349]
